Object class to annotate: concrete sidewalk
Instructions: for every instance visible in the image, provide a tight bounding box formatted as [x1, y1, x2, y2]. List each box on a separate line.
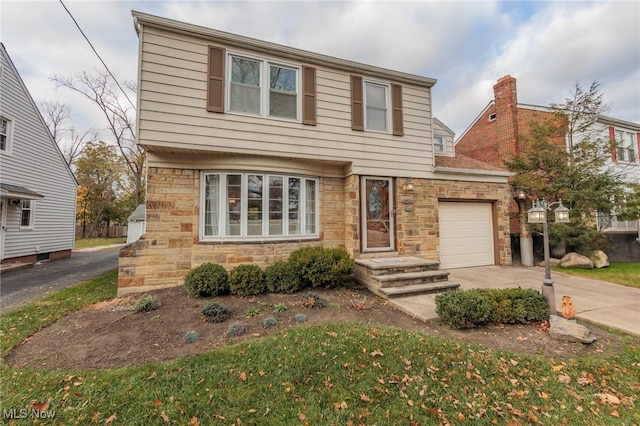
[391, 265, 640, 336]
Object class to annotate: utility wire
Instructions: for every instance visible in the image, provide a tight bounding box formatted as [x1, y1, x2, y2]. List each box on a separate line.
[59, 0, 136, 110]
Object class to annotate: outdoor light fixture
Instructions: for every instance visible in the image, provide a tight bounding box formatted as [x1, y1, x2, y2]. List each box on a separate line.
[527, 198, 571, 314]
[11, 199, 22, 207]
[405, 178, 414, 192]
[514, 188, 527, 200]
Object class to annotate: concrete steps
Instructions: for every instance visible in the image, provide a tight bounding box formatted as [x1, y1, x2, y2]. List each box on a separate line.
[354, 257, 459, 299]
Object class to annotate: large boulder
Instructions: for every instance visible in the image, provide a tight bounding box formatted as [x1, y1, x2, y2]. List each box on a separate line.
[590, 250, 609, 269]
[549, 315, 597, 344]
[538, 258, 561, 267]
[559, 252, 594, 269]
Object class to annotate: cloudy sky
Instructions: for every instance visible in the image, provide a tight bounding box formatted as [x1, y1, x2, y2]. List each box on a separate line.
[2, 0, 639, 144]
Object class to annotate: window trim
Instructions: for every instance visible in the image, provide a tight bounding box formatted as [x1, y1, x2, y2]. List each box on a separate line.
[433, 135, 445, 154]
[614, 129, 637, 164]
[225, 51, 301, 122]
[0, 115, 14, 155]
[19, 199, 35, 230]
[200, 171, 319, 242]
[363, 79, 391, 133]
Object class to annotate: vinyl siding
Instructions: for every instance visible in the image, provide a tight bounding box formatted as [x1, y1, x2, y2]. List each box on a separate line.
[0, 45, 77, 260]
[137, 26, 435, 178]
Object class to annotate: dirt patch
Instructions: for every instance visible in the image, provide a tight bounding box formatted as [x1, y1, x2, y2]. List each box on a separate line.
[5, 285, 625, 371]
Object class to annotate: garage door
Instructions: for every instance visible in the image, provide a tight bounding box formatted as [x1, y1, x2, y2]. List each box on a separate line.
[438, 202, 494, 269]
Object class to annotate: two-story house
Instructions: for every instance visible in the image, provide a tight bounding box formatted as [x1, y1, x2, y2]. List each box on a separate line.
[119, 12, 513, 295]
[456, 75, 640, 261]
[0, 44, 77, 266]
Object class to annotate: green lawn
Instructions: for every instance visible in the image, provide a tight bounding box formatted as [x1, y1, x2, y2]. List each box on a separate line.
[1, 273, 639, 425]
[74, 237, 126, 249]
[553, 262, 640, 288]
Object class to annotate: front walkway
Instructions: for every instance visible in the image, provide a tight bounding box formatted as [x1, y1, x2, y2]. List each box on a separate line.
[390, 265, 640, 336]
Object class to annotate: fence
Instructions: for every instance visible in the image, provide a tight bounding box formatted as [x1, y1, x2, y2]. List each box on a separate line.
[75, 225, 128, 238]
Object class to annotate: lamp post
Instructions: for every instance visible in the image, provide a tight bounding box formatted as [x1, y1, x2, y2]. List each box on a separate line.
[527, 199, 570, 315]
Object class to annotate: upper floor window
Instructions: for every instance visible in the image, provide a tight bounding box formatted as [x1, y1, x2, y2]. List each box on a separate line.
[0, 117, 11, 152]
[364, 81, 389, 132]
[434, 136, 445, 154]
[20, 200, 34, 229]
[615, 130, 637, 163]
[201, 172, 318, 241]
[227, 54, 299, 120]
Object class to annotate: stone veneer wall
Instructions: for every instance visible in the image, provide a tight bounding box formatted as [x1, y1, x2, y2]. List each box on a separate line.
[118, 168, 349, 295]
[119, 168, 511, 295]
[394, 177, 512, 266]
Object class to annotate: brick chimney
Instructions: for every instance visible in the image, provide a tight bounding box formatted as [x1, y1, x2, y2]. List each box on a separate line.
[493, 75, 519, 159]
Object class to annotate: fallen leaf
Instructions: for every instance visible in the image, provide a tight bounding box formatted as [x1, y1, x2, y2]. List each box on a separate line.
[594, 393, 620, 405]
[147, 372, 157, 380]
[557, 374, 571, 384]
[407, 400, 414, 407]
[457, 413, 466, 420]
[259, 371, 266, 376]
[370, 349, 384, 357]
[360, 393, 372, 403]
[152, 399, 162, 408]
[31, 401, 49, 412]
[190, 416, 199, 425]
[299, 413, 306, 421]
[239, 371, 247, 382]
[568, 390, 584, 402]
[326, 332, 337, 338]
[333, 401, 348, 412]
[609, 409, 620, 417]
[105, 413, 117, 425]
[552, 365, 564, 372]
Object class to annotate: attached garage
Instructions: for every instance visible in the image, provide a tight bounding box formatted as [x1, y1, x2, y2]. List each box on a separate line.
[438, 201, 495, 269]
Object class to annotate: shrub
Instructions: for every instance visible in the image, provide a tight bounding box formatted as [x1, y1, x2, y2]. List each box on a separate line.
[201, 301, 231, 323]
[184, 263, 229, 297]
[227, 321, 246, 336]
[294, 313, 308, 323]
[263, 317, 278, 328]
[435, 288, 550, 329]
[183, 330, 198, 344]
[486, 288, 549, 324]
[265, 261, 304, 294]
[245, 307, 261, 317]
[273, 303, 288, 313]
[288, 246, 354, 289]
[229, 264, 266, 296]
[435, 289, 492, 329]
[131, 296, 160, 313]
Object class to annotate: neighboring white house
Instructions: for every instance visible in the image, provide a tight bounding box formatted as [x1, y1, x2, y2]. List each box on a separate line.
[126, 204, 146, 244]
[0, 43, 77, 265]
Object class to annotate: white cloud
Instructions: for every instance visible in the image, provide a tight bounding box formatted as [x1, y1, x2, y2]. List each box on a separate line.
[2, 0, 637, 142]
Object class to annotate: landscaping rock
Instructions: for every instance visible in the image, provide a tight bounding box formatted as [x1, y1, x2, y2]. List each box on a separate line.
[538, 258, 561, 267]
[549, 315, 596, 344]
[590, 250, 609, 269]
[559, 252, 593, 269]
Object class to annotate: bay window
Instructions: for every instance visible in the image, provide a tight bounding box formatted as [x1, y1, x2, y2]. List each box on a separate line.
[202, 172, 318, 240]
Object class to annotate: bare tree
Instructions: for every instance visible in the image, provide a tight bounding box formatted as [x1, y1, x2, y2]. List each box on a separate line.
[51, 69, 145, 206]
[38, 100, 97, 167]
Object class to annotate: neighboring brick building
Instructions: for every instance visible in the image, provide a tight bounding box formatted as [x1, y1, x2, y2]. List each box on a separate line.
[456, 75, 640, 261]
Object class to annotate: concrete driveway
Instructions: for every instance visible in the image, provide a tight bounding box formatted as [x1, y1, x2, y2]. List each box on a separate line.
[393, 265, 640, 336]
[0, 245, 121, 313]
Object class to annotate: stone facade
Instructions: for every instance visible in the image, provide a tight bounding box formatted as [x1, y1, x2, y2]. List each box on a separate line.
[118, 167, 511, 295]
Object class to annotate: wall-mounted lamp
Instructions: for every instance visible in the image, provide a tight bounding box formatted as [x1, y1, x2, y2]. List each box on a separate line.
[405, 178, 414, 192]
[11, 199, 22, 207]
[513, 188, 527, 200]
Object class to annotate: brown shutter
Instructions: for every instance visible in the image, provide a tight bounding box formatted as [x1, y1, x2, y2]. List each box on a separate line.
[350, 75, 364, 131]
[609, 126, 617, 163]
[391, 84, 403, 136]
[207, 46, 225, 113]
[636, 132, 640, 164]
[302, 66, 316, 125]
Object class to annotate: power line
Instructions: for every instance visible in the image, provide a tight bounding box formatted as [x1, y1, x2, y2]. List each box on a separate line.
[58, 0, 136, 110]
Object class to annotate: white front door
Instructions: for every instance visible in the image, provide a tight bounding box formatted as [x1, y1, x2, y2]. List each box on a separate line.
[362, 177, 394, 252]
[0, 200, 5, 260]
